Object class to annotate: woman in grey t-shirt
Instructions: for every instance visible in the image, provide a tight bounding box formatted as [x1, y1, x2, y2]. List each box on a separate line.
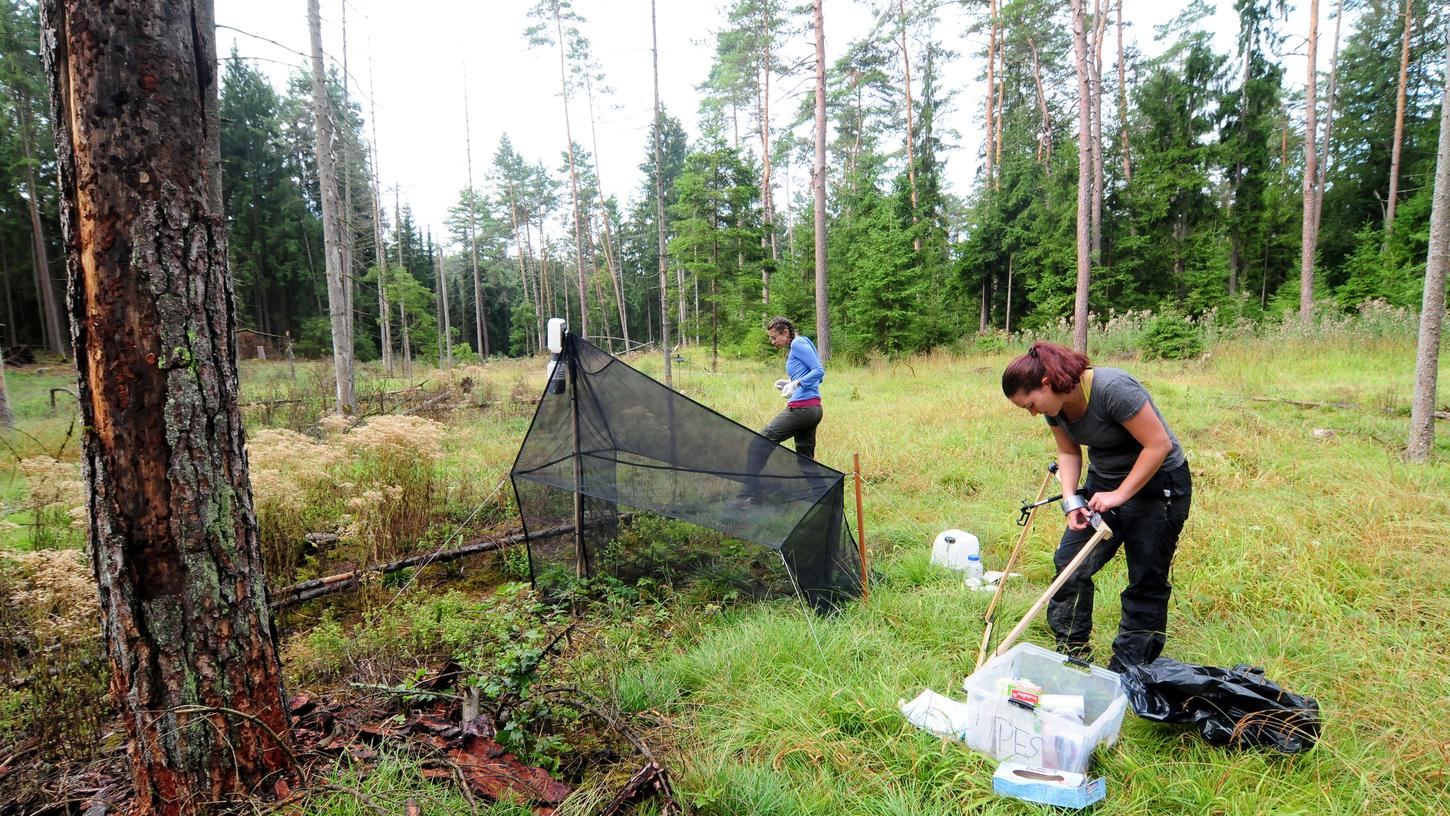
[1001, 341, 1192, 672]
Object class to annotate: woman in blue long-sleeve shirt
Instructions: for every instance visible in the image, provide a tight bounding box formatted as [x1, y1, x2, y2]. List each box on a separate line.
[736, 316, 826, 506]
[760, 316, 824, 458]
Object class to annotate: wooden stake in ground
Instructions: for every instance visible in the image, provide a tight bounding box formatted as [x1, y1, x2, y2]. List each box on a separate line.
[41, 0, 297, 810]
[854, 452, 867, 601]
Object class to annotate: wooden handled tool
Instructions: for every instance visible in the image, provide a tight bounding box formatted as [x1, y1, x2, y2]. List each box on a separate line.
[974, 463, 1058, 670]
[991, 513, 1114, 660]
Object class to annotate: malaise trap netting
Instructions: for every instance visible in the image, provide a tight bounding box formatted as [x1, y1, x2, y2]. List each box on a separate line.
[510, 333, 862, 611]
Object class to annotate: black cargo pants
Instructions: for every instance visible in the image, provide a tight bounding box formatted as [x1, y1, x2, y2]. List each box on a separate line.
[1048, 462, 1192, 670]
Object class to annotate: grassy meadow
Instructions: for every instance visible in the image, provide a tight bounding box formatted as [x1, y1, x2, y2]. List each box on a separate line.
[1, 312, 1448, 815]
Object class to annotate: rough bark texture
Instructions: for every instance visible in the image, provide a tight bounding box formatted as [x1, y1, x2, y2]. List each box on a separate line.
[1070, 0, 1093, 353]
[309, 0, 355, 411]
[40, 1, 296, 812]
[813, 0, 830, 360]
[1300, 0, 1319, 323]
[1385, 0, 1414, 248]
[1406, 31, 1449, 463]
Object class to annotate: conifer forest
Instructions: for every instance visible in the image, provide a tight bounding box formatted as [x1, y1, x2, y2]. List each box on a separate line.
[2, 0, 1445, 366]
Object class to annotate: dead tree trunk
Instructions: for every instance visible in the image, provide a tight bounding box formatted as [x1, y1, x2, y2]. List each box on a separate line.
[435, 243, 452, 366]
[1384, 0, 1414, 250]
[813, 0, 830, 360]
[1090, 0, 1107, 266]
[583, 73, 629, 346]
[310, 0, 356, 411]
[552, 7, 590, 341]
[1070, 0, 1093, 353]
[40, 1, 296, 812]
[1300, 0, 1319, 323]
[1028, 37, 1052, 172]
[15, 104, 67, 358]
[1314, 0, 1344, 248]
[463, 78, 489, 357]
[0, 348, 13, 428]
[759, 0, 779, 279]
[985, 0, 998, 189]
[898, 0, 919, 251]
[1116, 0, 1130, 182]
[367, 63, 393, 376]
[651, 0, 673, 386]
[1406, 29, 1449, 463]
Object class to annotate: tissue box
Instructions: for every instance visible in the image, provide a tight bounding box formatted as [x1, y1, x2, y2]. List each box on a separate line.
[993, 763, 1106, 808]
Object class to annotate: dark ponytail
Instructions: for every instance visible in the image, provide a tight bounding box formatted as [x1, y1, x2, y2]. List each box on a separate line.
[766, 316, 797, 339]
[1001, 341, 1091, 397]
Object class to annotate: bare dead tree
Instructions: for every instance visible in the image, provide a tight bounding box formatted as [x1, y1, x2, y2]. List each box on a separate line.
[1300, 0, 1319, 323]
[651, 0, 672, 386]
[1384, 0, 1415, 250]
[311, 0, 356, 411]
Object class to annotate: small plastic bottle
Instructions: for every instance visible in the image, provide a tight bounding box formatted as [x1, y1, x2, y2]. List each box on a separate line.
[964, 553, 984, 589]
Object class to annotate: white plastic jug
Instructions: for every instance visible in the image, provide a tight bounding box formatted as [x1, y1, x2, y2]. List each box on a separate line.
[931, 529, 980, 572]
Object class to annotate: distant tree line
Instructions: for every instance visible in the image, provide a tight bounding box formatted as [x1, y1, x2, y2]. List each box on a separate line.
[1, 0, 1445, 365]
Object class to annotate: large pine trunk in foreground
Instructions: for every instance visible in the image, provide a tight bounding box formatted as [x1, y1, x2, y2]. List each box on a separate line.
[40, 1, 295, 812]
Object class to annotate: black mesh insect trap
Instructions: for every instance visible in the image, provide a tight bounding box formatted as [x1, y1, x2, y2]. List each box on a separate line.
[510, 324, 862, 611]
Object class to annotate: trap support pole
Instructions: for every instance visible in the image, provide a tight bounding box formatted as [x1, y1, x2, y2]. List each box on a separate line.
[854, 452, 867, 601]
[569, 335, 586, 579]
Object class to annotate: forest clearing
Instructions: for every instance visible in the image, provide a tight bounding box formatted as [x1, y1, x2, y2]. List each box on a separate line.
[3, 312, 1447, 814]
[2, 0, 1449, 813]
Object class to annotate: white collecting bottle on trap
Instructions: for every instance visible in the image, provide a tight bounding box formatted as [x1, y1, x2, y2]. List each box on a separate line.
[964, 553, 984, 589]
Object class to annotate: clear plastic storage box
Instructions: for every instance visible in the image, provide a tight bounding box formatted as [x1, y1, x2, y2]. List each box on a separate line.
[961, 642, 1127, 773]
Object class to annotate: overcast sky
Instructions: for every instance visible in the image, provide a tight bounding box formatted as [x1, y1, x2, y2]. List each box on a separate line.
[214, 0, 1315, 248]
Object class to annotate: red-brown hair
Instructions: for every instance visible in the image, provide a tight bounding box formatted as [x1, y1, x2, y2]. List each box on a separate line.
[1001, 341, 1091, 397]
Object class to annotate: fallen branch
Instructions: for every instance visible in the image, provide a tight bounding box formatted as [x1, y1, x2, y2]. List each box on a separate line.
[270, 524, 568, 609]
[1251, 395, 1448, 421]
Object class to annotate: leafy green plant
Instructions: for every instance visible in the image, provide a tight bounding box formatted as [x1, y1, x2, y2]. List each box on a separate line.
[1140, 307, 1205, 360]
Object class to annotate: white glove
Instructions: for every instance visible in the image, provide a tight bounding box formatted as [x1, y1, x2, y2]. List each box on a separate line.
[779, 379, 800, 399]
[774, 379, 789, 390]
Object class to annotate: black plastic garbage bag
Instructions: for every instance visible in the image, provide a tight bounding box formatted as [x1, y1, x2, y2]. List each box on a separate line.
[1120, 658, 1321, 753]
